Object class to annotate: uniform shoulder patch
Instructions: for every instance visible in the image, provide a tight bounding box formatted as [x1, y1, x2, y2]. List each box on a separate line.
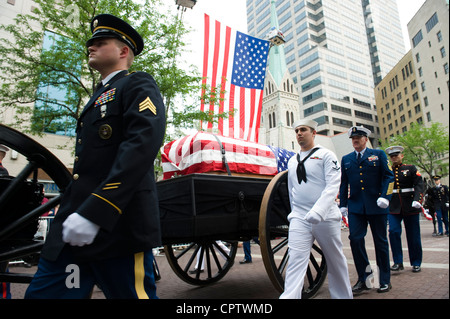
[139, 96, 157, 115]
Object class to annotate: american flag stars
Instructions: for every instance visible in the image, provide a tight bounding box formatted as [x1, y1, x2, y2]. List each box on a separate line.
[268, 145, 295, 172]
[231, 31, 269, 90]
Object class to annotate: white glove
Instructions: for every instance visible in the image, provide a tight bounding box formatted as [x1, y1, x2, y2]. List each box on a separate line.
[412, 201, 422, 209]
[62, 213, 100, 247]
[340, 207, 348, 217]
[377, 197, 389, 209]
[446, 203, 449, 208]
[305, 211, 323, 224]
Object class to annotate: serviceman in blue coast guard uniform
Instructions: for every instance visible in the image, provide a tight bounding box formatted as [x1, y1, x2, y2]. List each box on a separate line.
[339, 126, 394, 294]
[385, 146, 424, 273]
[25, 14, 166, 299]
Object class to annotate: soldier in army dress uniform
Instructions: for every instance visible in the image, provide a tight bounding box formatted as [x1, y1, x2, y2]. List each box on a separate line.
[426, 176, 449, 236]
[385, 146, 424, 273]
[25, 14, 166, 299]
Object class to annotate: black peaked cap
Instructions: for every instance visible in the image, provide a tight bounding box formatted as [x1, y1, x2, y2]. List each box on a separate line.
[86, 14, 144, 55]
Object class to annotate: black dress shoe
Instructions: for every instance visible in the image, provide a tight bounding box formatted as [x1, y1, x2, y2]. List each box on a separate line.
[391, 263, 404, 271]
[377, 283, 392, 293]
[239, 259, 252, 264]
[412, 266, 421, 272]
[352, 281, 370, 293]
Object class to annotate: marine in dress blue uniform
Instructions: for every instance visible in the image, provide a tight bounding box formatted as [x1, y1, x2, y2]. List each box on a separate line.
[385, 146, 424, 272]
[339, 126, 394, 293]
[25, 14, 166, 299]
[426, 176, 449, 236]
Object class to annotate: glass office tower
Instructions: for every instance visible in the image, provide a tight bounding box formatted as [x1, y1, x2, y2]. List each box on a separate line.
[247, 0, 405, 144]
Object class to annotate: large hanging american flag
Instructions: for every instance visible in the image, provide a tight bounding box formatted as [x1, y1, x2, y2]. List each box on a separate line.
[200, 14, 270, 143]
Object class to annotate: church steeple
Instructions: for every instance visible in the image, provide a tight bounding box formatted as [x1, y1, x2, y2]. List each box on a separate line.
[268, 0, 287, 87]
[260, 0, 300, 151]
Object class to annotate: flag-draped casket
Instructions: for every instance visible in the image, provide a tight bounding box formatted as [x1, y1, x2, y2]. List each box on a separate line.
[161, 131, 295, 180]
[158, 131, 294, 242]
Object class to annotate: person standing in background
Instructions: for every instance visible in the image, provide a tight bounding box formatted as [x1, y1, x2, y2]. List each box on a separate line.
[426, 176, 449, 237]
[0, 145, 9, 176]
[385, 145, 424, 273]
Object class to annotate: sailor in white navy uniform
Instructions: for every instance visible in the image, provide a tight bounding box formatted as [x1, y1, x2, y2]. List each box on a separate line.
[280, 119, 352, 299]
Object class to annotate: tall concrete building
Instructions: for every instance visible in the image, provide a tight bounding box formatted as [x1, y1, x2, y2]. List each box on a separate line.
[407, 0, 449, 130]
[375, 0, 449, 144]
[375, 50, 424, 144]
[374, 0, 448, 183]
[247, 0, 406, 146]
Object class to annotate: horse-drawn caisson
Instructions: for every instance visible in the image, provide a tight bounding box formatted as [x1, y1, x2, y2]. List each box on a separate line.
[0, 124, 327, 298]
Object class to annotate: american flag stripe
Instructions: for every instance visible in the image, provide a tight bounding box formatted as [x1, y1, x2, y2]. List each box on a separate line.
[161, 132, 279, 180]
[200, 14, 269, 143]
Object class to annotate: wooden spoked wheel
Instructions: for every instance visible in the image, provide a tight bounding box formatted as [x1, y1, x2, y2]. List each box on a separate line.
[164, 240, 237, 286]
[259, 170, 327, 299]
[0, 124, 71, 282]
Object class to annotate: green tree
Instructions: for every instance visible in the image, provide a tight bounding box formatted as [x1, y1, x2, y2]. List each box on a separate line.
[0, 0, 224, 138]
[382, 122, 449, 181]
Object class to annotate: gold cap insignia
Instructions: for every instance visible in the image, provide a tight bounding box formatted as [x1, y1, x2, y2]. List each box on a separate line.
[93, 19, 98, 28]
[139, 97, 157, 115]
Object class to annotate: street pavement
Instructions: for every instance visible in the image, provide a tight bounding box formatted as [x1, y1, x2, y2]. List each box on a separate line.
[7, 218, 449, 300]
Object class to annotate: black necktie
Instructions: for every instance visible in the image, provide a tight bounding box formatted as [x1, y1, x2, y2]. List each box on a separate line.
[296, 148, 319, 184]
[357, 152, 361, 163]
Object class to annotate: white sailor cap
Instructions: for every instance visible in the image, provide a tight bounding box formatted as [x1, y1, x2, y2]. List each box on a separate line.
[348, 126, 371, 138]
[292, 119, 318, 130]
[0, 144, 9, 153]
[385, 145, 404, 156]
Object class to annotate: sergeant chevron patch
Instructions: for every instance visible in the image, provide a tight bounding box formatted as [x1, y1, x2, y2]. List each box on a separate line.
[139, 96, 157, 115]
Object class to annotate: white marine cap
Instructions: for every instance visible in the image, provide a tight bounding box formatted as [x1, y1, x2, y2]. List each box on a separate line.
[385, 145, 404, 156]
[292, 119, 318, 130]
[0, 144, 9, 153]
[348, 125, 371, 138]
